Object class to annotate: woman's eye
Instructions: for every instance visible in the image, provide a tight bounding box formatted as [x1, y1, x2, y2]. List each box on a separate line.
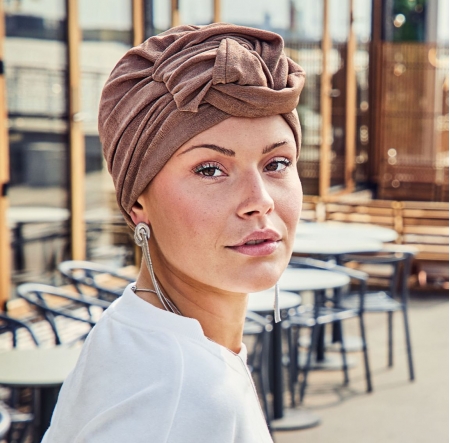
[193, 162, 225, 178]
[264, 158, 292, 173]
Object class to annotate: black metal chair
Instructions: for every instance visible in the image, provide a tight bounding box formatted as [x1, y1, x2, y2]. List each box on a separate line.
[0, 313, 40, 348]
[0, 314, 37, 443]
[340, 250, 415, 381]
[58, 260, 135, 303]
[16, 283, 110, 346]
[286, 257, 372, 404]
[243, 311, 273, 431]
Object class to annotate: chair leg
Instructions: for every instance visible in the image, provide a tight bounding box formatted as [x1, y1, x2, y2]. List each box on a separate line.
[299, 325, 320, 403]
[359, 313, 373, 393]
[288, 325, 299, 408]
[259, 331, 273, 429]
[402, 307, 415, 381]
[338, 322, 349, 386]
[388, 311, 394, 367]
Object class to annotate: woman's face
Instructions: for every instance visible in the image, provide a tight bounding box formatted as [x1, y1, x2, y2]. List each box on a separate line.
[135, 115, 302, 294]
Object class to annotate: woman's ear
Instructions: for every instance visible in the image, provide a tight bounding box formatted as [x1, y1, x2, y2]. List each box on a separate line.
[129, 199, 149, 226]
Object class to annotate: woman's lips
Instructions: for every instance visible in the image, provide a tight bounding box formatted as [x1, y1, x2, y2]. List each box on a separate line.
[227, 229, 282, 256]
[227, 239, 281, 256]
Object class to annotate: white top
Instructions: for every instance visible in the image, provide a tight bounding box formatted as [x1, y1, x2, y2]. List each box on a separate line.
[42, 285, 272, 443]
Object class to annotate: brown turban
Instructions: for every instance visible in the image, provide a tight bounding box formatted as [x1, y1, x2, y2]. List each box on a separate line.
[99, 23, 306, 226]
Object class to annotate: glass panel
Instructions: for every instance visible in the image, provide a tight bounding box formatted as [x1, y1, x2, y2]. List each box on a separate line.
[354, 0, 372, 185]
[222, 0, 290, 33]
[5, 0, 68, 207]
[79, 0, 133, 266]
[285, 2, 323, 196]
[149, 0, 171, 35]
[4, 0, 70, 282]
[180, 0, 212, 25]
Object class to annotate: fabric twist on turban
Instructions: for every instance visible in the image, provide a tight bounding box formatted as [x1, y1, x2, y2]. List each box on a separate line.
[99, 23, 306, 226]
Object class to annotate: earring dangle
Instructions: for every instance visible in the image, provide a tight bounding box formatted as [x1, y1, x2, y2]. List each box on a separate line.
[274, 282, 281, 323]
[133, 222, 181, 315]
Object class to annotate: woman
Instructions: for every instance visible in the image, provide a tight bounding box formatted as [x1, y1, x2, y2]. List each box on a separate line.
[43, 23, 305, 442]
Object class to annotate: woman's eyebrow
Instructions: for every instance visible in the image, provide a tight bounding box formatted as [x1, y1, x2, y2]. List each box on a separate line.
[178, 144, 235, 157]
[262, 140, 288, 154]
[179, 140, 290, 157]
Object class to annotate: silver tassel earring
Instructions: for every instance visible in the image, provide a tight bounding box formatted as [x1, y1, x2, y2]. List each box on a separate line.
[274, 282, 281, 323]
[134, 222, 181, 315]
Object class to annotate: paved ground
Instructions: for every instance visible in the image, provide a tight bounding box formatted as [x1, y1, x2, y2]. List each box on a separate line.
[273, 292, 449, 443]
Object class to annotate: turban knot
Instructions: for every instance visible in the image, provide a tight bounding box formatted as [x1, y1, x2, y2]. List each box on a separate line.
[99, 23, 306, 227]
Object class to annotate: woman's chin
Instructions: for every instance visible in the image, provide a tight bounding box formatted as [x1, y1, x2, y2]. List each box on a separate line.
[225, 273, 281, 294]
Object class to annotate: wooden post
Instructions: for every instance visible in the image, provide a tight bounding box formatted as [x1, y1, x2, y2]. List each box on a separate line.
[132, 0, 145, 46]
[369, 0, 383, 186]
[67, 0, 86, 261]
[0, 2, 11, 309]
[213, 0, 221, 23]
[345, 0, 356, 192]
[319, 0, 332, 197]
[171, 0, 180, 27]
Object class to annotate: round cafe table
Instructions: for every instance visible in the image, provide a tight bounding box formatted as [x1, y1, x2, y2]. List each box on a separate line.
[248, 289, 321, 431]
[296, 221, 398, 243]
[292, 236, 383, 257]
[7, 206, 70, 226]
[293, 228, 383, 353]
[0, 346, 81, 442]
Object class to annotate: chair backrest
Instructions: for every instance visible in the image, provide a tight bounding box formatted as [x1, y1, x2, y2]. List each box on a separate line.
[324, 201, 402, 230]
[16, 283, 109, 345]
[0, 313, 40, 348]
[289, 256, 369, 313]
[340, 251, 414, 304]
[58, 260, 135, 302]
[400, 202, 449, 262]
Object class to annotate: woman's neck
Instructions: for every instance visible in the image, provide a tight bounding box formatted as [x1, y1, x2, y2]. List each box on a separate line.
[135, 255, 248, 355]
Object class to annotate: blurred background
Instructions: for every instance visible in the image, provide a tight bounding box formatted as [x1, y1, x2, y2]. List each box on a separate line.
[0, 0, 448, 298]
[0, 1, 448, 442]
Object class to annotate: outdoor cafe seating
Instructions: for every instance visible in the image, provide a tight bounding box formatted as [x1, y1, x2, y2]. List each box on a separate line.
[339, 250, 416, 381]
[286, 257, 372, 404]
[0, 219, 421, 442]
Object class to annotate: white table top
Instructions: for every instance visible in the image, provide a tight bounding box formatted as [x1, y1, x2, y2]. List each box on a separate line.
[292, 236, 382, 255]
[248, 290, 301, 313]
[296, 222, 398, 243]
[0, 346, 81, 387]
[7, 206, 70, 226]
[278, 267, 350, 291]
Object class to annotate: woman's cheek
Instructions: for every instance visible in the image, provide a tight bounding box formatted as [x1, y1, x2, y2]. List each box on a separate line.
[277, 180, 302, 224]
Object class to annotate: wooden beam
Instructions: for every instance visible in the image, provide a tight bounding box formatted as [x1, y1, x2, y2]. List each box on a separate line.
[345, 0, 356, 192]
[132, 0, 145, 46]
[319, 0, 332, 197]
[67, 0, 86, 261]
[0, 2, 11, 309]
[213, 0, 221, 23]
[171, 0, 180, 27]
[368, 0, 383, 185]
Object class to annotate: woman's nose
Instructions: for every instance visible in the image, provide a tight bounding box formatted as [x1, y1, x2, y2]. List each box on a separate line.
[236, 173, 275, 218]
